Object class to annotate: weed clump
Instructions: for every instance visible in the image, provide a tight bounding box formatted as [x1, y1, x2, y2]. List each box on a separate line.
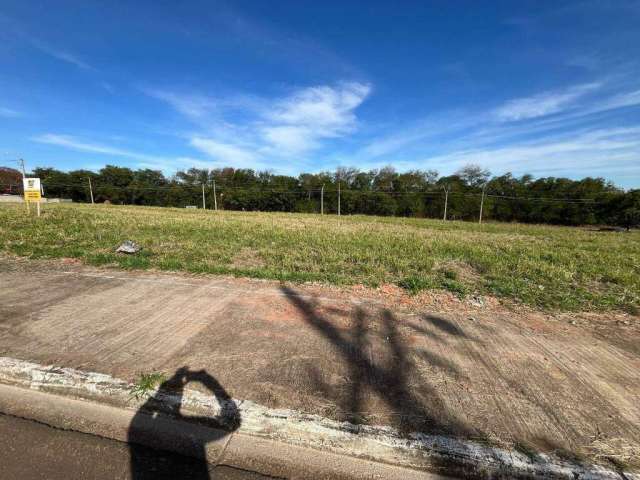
[130, 372, 166, 399]
[397, 276, 436, 294]
[440, 278, 468, 298]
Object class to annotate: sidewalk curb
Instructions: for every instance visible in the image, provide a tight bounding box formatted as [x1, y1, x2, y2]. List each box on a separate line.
[0, 357, 634, 480]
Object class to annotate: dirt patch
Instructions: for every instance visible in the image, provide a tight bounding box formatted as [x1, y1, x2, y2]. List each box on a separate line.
[435, 260, 483, 283]
[304, 281, 504, 317]
[59, 257, 84, 266]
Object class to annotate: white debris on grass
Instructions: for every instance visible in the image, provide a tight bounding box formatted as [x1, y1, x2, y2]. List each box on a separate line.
[116, 240, 141, 254]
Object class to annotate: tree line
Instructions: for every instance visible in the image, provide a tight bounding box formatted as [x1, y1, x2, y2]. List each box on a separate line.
[1, 164, 638, 228]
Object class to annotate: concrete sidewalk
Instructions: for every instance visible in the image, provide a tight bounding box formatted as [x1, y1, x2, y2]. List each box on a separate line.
[1, 257, 639, 476]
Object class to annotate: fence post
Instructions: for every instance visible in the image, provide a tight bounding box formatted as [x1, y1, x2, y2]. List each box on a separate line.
[213, 180, 217, 211]
[321, 184, 324, 215]
[19, 158, 30, 213]
[479, 184, 486, 224]
[442, 185, 449, 221]
[88, 177, 95, 204]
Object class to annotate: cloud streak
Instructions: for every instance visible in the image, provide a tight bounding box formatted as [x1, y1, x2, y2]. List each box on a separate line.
[421, 126, 640, 177]
[31, 133, 265, 175]
[493, 82, 601, 121]
[143, 89, 218, 119]
[30, 39, 94, 71]
[33, 134, 164, 164]
[354, 81, 640, 186]
[190, 137, 259, 168]
[0, 107, 22, 118]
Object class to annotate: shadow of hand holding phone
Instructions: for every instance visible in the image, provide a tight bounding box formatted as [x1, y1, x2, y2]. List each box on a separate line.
[128, 367, 241, 479]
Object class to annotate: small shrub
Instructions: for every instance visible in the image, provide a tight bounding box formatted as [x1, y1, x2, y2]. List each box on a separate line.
[599, 274, 620, 285]
[513, 441, 539, 460]
[440, 278, 468, 298]
[130, 372, 166, 399]
[397, 276, 435, 294]
[441, 268, 458, 280]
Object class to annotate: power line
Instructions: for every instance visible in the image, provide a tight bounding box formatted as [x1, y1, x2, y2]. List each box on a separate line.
[0, 180, 616, 204]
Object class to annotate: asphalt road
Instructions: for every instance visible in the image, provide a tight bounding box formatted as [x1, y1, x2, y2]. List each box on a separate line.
[0, 413, 277, 480]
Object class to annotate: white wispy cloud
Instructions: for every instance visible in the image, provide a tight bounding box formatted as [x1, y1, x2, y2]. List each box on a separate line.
[259, 82, 371, 155]
[0, 107, 22, 117]
[353, 80, 640, 187]
[33, 133, 279, 175]
[32, 134, 165, 164]
[493, 82, 601, 121]
[143, 89, 218, 119]
[190, 137, 259, 167]
[260, 126, 317, 154]
[358, 112, 480, 159]
[358, 82, 640, 158]
[0, 15, 94, 71]
[596, 89, 640, 111]
[146, 82, 371, 169]
[100, 82, 115, 94]
[267, 83, 369, 131]
[30, 39, 94, 71]
[421, 126, 640, 177]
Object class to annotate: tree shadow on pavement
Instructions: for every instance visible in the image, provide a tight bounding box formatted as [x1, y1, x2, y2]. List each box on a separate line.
[280, 286, 473, 436]
[128, 367, 241, 480]
[277, 286, 635, 476]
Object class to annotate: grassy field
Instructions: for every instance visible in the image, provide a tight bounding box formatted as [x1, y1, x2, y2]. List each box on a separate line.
[1, 203, 639, 312]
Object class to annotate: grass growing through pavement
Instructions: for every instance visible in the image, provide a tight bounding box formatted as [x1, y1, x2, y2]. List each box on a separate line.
[1, 203, 639, 312]
[130, 372, 166, 399]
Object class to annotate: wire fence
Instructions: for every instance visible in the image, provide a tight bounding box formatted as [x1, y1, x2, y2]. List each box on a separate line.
[0, 180, 610, 203]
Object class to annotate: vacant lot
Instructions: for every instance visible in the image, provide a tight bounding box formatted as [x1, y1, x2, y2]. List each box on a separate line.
[1, 203, 639, 311]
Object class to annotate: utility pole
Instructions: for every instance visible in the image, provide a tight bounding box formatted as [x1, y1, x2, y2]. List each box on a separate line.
[337, 181, 341, 216]
[442, 185, 449, 221]
[213, 179, 217, 211]
[479, 184, 487, 224]
[88, 177, 95, 204]
[19, 158, 29, 213]
[320, 184, 324, 215]
[202, 183, 206, 209]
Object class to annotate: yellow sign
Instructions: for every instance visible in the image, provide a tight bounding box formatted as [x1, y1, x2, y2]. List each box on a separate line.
[23, 177, 42, 203]
[24, 190, 42, 202]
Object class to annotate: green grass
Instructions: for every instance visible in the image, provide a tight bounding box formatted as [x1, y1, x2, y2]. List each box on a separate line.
[1, 203, 639, 312]
[130, 372, 166, 399]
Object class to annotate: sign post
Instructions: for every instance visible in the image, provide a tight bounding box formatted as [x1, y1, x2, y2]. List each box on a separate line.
[23, 178, 42, 217]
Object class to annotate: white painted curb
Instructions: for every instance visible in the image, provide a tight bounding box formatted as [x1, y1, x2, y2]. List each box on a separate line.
[0, 357, 634, 480]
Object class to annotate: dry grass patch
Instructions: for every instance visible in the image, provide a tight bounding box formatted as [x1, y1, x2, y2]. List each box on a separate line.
[231, 248, 266, 270]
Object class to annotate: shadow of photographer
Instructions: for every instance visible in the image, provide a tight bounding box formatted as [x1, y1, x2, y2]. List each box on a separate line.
[128, 367, 240, 479]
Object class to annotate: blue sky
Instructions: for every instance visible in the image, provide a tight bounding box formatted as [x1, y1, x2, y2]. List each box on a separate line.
[1, 0, 639, 188]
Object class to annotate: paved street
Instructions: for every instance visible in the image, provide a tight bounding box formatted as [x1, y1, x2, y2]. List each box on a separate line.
[0, 413, 276, 479]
